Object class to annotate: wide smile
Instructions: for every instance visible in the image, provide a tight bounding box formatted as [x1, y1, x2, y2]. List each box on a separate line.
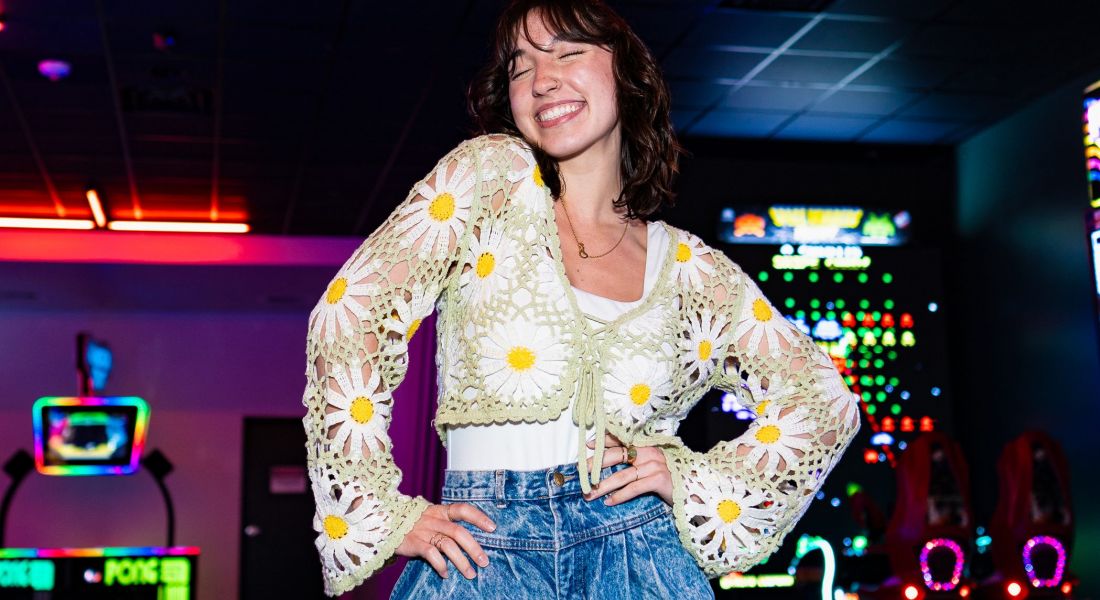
[535, 101, 585, 128]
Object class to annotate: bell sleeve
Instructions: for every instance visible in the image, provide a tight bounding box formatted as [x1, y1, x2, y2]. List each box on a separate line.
[301, 138, 487, 596]
[660, 246, 861, 577]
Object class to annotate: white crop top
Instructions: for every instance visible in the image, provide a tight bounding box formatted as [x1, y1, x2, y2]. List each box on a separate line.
[445, 221, 671, 470]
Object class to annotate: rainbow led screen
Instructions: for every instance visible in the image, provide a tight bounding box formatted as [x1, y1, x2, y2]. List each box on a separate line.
[32, 397, 149, 476]
[1084, 82, 1100, 209]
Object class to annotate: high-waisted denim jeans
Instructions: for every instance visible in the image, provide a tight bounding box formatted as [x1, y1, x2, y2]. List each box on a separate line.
[390, 461, 715, 599]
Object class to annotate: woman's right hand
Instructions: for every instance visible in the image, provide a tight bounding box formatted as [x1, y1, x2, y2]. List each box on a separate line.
[395, 502, 496, 580]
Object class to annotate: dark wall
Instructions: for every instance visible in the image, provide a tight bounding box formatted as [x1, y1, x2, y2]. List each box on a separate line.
[955, 70, 1100, 588]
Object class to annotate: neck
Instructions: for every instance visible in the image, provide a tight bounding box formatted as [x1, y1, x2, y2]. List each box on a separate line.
[556, 130, 624, 225]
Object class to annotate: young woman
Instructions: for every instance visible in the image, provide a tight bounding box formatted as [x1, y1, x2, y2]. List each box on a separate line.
[301, 1, 861, 598]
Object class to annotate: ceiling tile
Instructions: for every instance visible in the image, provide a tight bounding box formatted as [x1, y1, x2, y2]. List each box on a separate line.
[897, 93, 1012, 121]
[613, 5, 700, 46]
[662, 47, 761, 80]
[689, 109, 791, 138]
[724, 85, 823, 111]
[754, 54, 869, 84]
[848, 57, 957, 90]
[689, 11, 813, 48]
[811, 89, 918, 115]
[859, 118, 968, 144]
[826, 0, 955, 20]
[669, 80, 731, 109]
[896, 24, 1022, 61]
[772, 113, 881, 141]
[791, 19, 913, 54]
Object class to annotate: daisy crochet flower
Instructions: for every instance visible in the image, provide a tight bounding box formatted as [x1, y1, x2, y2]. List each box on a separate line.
[312, 476, 389, 578]
[684, 464, 779, 558]
[394, 158, 475, 257]
[323, 363, 393, 458]
[479, 318, 568, 405]
[742, 406, 815, 474]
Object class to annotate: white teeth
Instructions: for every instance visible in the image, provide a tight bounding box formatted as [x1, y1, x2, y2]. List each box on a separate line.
[537, 103, 581, 122]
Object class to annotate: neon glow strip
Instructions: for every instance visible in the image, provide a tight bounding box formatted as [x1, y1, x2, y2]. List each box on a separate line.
[790, 535, 836, 600]
[0, 546, 199, 559]
[919, 538, 964, 591]
[85, 189, 107, 228]
[1022, 535, 1066, 587]
[0, 217, 95, 230]
[107, 220, 250, 233]
[32, 396, 149, 476]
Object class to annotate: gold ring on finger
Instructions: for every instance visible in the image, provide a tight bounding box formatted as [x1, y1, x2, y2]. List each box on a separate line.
[625, 445, 638, 465]
[633, 466, 641, 482]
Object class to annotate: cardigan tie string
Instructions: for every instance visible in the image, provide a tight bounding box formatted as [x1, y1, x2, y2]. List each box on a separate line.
[573, 356, 606, 494]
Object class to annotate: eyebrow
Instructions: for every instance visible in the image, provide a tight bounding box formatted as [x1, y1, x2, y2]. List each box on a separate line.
[510, 34, 563, 60]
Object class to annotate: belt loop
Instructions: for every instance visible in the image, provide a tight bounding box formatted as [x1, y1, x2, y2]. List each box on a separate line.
[494, 469, 507, 508]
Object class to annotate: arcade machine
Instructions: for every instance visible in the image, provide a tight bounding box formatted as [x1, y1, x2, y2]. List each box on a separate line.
[984, 432, 1076, 599]
[1084, 82, 1100, 358]
[0, 333, 198, 599]
[692, 205, 954, 598]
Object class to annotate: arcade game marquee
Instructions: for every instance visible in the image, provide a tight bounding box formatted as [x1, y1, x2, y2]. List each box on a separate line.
[0, 334, 198, 599]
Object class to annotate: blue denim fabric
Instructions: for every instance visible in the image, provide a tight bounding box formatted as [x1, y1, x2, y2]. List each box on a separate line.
[390, 461, 714, 599]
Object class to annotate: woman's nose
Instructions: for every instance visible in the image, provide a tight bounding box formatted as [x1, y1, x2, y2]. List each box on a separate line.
[532, 67, 560, 96]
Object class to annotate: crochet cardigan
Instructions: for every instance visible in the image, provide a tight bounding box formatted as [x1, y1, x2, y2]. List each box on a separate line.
[301, 134, 861, 596]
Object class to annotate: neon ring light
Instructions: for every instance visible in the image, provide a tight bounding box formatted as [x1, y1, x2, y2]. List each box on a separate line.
[1022, 535, 1066, 588]
[919, 538, 964, 591]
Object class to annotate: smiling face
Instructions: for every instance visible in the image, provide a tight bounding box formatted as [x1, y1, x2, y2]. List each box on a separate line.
[507, 11, 621, 163]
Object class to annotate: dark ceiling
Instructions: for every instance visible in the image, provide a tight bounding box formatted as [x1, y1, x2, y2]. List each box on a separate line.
[1, 0, 1100, 236]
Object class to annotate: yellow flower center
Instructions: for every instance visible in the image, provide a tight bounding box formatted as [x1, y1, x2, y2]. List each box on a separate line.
[507, 346, 536, 371]
[326, 278, 347, 305]
[532, 165, 544, 188]
[717, 499, 741, 523]
[349, 396, 374, 424]
[428, 193, 455, 222]
[755, 424, 781, 444]
[629, 383, 651, 406]
[752, 298, 773, 322]
[675, 242, 692, 263]
[323, 515, 349, 540]
[697, 340, 713, 361]
[406, 318, 422, 341]
[476, 252, 496, 278]
[755, 400, 770, 415]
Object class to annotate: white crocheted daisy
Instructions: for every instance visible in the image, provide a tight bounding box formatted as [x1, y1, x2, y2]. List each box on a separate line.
[732, 285, 796, 356]
[681, 309, 730, 382]
[742, 406, 815, 474]
[669, 232, 715, 289]
[745, 373, 793, 418]
[310, 258, 381, 343]
[479, 318, 567, 405]
[503, 144, 549, 214]
[604, 355, 672, 427]
[684, 466, 779, 557]
[323, 362, 393, 458]
[312, 476, 388, 576]
[394, 158, 475, 257]
[381, 287, 434, 349]
[459, 222, 518, 301]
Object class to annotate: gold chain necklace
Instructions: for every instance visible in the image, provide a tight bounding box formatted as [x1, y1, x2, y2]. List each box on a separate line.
[559, 197, 629, 259]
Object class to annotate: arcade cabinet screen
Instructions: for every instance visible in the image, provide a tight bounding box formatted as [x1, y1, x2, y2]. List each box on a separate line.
[32, 397, 149, 476]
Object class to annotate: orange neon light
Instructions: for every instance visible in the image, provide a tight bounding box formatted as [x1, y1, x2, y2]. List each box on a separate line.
[85, 189, 107, 228]
[107, 220, 250, 233]
[0, 217, 95, 230]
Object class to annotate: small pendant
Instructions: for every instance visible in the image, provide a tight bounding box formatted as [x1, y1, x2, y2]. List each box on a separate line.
[578, 243, 589, 259]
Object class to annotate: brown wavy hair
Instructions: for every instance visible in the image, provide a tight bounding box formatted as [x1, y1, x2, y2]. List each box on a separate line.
[467, 0, 683, 220]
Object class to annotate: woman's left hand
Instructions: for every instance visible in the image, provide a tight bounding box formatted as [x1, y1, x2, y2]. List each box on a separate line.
[583, 434, 673, 506]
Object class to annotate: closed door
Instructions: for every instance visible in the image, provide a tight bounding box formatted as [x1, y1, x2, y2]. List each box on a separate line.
[239, 417, 324, 599]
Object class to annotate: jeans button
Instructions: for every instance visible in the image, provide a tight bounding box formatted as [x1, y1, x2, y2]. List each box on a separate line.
[552, 471, 565, 486]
